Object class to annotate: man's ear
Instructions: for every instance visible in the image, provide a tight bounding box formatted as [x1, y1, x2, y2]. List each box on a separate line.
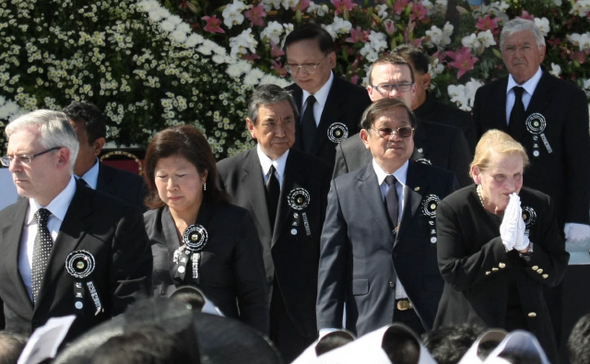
[246, 118, 257, 139]
[327, 51, 336, 69]
[93, 137, 106, 157]
[421, 72, 431, 90]
[56, 147, 71, 170]
[360, 129, 371, 150]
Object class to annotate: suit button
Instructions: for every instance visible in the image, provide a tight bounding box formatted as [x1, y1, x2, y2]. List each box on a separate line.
[542, 274, 549, 279]
[389, 281, 395, 288]
[531, 265, 539, 271]
[498, 263, 506, 269]
[485, 271, 491, 275]
[528, 312, 537, 318]
[492, 268, 499, 271]
[536, 269, 543, 274]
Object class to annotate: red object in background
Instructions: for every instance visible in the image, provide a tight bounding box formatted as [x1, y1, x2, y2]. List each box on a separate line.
[99, 149, 145, 176]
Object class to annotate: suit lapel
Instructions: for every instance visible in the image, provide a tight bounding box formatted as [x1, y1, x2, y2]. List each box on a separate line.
[526, 72, 553, 117]
[396, 161, 426, 243]
[357, 165, 392, 240]
[312, 77, 344, 155]
[243, 150, 273, 241]
[37, 182, 91, 308]
[96, 162, 114, 195]
[3, 199, 34, 309]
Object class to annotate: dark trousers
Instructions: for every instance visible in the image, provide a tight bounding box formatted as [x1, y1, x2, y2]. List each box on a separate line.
[393, 302, 425, 336]
[270, 281, 316, 363]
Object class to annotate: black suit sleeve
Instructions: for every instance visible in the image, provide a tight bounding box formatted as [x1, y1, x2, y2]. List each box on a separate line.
[233, 211, 270, 335]
[447, 132, 473, 187]
[109, 205, 153, 315]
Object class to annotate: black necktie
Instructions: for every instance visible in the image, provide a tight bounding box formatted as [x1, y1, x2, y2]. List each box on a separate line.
[385, 175, 399, 230]
[508, 86, 526, 139]
[265, 165, 280, 231]
[32, 208, 52, 303]
[301, 95, 317, 153]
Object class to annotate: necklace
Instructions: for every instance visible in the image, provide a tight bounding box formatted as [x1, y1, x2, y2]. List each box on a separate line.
[476, 185, 486, 209]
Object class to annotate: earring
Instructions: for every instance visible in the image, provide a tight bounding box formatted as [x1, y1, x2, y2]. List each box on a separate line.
[203, 182, 207, 191]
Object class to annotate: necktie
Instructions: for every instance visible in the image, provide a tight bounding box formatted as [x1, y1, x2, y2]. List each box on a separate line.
[265, 165, 280, 231]
[301, 95, 317, 153]
[31, 208, 52, 304]
[508, 86, 526, 139]
[385, 175, 399, 230]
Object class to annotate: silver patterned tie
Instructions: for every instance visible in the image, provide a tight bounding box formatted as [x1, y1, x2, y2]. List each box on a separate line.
[31, 208, 52, 304]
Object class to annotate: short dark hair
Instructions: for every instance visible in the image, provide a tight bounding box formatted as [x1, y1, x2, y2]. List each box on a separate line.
[421, 324, 486, 364]
[62, 101, 108, 144]
[368, 54, 415, 86]
[0, 331, 28, 364]
[284, 23, 335, 55]
[392, 44, 429, 75]
[360, 98, 416, 130]
[569, 312, 590, 364]
[315, 330, 355, 357]
[144, 125, 229, 209]
[247, 84, 299, 125]
[91, 326, 193, 364]
[381, 326, 420, 364]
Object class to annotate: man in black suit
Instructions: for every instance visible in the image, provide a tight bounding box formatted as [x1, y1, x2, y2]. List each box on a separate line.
[317, 98, 458, 338]
[333, 55, 472, 186]
[0, 110, 151, 342]
[217, 85, 331, 362]
[284, 23, 372, 166]
[393, 44, 476, 151]
[63, 101, 148, 210]
[473, 18, 590, 359]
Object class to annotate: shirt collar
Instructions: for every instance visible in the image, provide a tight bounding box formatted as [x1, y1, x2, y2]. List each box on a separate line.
[256, 144, 289, 180]
[507, 67, 543, 96]
[26, 176, 77, 225]
[302, 71, 334, 109]
[77, 157, 100, 190]
[372, 159, 409, 186]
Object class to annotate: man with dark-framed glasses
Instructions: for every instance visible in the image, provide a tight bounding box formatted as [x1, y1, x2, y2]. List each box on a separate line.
[0, 110, 151, 346]
[333, 54, 472, 187]
[317, 98, 458, 337]
[284, 23, 371, 166]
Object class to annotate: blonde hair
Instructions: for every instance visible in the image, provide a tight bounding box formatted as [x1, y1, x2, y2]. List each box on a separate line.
[469, 129, 529, 178]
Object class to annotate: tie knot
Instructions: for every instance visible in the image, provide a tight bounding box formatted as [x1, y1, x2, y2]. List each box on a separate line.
[513, 86, 524, 98]
[268, 164, 276, 176]
[35, 208, 51, 226]
[306, 95, 316, 107]
[385, 175, 397, 187]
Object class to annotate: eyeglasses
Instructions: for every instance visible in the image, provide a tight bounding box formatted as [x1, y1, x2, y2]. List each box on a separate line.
[371, 127, 414, 139]
[1, 146, 62, 167]
[285, 56, 327, 75]
[371, 83, 414, 94]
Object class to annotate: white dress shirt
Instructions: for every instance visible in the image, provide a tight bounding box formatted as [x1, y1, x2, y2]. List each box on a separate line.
[301, 71, 335, 127]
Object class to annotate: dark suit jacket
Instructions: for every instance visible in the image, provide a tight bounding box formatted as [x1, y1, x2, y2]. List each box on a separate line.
[317, 160, 458, 336]
[414, 93, 476, 152]
[434, 185, 569, 363]
[473, 72, 590, 227]
[217, 148, 331, 338]
[287, 75, 372, 166]
[144, 200, 269, 334]
[0, 180, 152, 340]
[333, 120, 472, 186]
[97, 162, 148, 211]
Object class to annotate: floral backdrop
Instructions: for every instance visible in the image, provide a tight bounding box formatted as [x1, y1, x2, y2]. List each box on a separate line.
[1, 0, 589, 158]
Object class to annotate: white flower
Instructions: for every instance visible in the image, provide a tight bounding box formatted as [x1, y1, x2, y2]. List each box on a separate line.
[550, 63, 562, 77]
[226, 61, 252, 78]
[462, 33, 481, 50]
[222, 2, 246, 29]
[281, 0, 299, 10]
[477, 30, 496, 48]
[425, 24, 452, 48]
[262, 0, 282, 11]
[434, 0, 448, 14]
[229, 29, 258, 59]
[260, 21, 284, 44]
[185, 34, 204, 48]
[420, 0, 434, 15]
[552, 0, 562, 6]
[367, 31, 387, 51]
[429, 58, 445, 78]
[325, 17, 352, 38]
[375, 4, 389, 19]
[307, 2, 329, 16]
[170, 30, 187, 43]
[534, 17, 550, 37]
[138, 0, 161, 12]
[570, 0, 590, 16]
[160, 19, 177, 32]
[568, 32, 590, 51]
[243, 68, 265, 86]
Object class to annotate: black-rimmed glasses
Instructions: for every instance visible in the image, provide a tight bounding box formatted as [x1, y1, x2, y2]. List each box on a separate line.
[371, 83, 414, 94]
[371, 127, 414, 139]
[1, 146, 62, 167]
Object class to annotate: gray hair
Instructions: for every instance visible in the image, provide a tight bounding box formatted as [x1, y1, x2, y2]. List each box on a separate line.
[247, 84, 299, 124]
[6, 109, 80, 173]
[500, 18, 546, 51]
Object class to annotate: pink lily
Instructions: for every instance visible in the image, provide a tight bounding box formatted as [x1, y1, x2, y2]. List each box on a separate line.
[202, 15, 225, 34]
[245, 4, 267, 27]
[446, 47, 478, 79]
